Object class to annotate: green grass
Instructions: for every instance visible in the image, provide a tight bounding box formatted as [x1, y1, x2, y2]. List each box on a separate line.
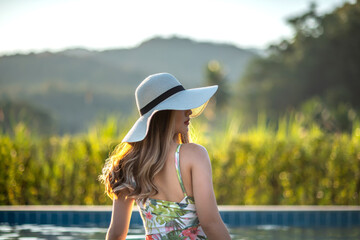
[1, 112, 359, 205]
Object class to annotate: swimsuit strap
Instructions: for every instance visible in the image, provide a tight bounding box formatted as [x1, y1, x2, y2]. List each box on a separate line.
[175, 144, 188, 198]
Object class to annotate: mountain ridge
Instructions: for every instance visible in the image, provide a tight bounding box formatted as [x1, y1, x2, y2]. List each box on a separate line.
[0, 36, 259, 134]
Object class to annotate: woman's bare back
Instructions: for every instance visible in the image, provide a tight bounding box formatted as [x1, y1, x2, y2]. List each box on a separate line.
[151, 143, 193, 202]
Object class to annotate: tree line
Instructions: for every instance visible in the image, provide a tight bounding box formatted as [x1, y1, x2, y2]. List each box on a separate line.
[207, 1, 360, 132]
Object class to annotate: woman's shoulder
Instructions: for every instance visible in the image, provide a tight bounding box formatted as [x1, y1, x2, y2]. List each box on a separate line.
[180, 143, 210, 163]
[181, 143, 207, 153]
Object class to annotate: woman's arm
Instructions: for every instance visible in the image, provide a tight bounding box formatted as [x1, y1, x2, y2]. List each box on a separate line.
[106, 193, 135, 240]
[188, 144, 231, 240]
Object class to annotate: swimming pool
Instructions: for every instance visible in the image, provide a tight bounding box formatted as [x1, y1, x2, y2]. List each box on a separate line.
[0, 223, 359, 240]
[1, 206, 359, 239]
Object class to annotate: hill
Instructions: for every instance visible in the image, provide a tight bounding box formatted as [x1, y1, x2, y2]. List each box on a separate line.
[0, 36, 258, 134]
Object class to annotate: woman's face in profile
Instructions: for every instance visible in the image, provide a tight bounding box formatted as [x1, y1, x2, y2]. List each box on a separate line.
[174, 110, 192, 135]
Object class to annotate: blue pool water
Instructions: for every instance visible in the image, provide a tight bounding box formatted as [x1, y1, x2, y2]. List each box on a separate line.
[1, 206, 359, 239]
[0, 224, 359, 240]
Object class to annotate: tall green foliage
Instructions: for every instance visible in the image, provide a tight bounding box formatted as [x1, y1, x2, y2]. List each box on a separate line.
[1, 114, 359, 205]
[0, 116, 128, 205]
[198, 113, 360, 205]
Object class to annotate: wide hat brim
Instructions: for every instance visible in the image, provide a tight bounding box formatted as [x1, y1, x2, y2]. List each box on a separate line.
[122, 85, 218, 143]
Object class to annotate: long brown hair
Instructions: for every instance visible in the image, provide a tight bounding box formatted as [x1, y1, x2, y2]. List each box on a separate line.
[99, 110, 190, 201]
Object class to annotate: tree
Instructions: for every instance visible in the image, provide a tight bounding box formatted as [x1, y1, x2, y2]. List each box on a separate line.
[238, 1, 360, 130]
[205, 60, 230, 111]
[0, 100, 55, 135]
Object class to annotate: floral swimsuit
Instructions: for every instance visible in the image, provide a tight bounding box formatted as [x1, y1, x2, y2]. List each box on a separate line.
[137, 144, 207, 240]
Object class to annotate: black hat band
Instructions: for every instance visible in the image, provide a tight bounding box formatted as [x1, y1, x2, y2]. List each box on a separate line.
[140, 85, 185, 116]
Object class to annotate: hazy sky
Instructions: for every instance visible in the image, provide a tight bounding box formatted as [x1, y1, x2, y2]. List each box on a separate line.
[0, 0, 354, 55]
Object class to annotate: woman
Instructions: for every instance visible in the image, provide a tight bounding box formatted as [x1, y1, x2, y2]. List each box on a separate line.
[100, 73, 231, 240]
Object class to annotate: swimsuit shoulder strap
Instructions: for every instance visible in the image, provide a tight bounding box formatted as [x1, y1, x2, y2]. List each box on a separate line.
[175, 144, 188, 198]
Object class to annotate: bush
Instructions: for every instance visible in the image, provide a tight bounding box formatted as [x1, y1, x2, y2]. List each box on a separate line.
[1, 113, 359, 205]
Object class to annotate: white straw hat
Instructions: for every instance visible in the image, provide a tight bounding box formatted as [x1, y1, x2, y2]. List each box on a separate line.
[122, 73, 218, 143]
